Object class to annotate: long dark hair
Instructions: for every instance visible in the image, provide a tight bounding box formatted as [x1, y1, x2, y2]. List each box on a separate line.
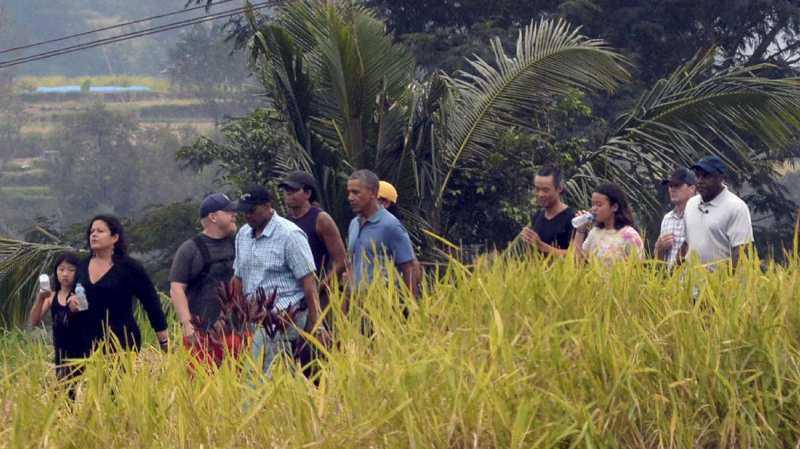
[52, 252, 81, 293]
[594, 183, 636, 231]
[86, 214, 128, 259]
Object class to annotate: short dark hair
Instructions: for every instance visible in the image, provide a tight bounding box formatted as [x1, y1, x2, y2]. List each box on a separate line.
[593, 183, 636, 231]
[52, 251, 81, 293]
[536, 165, 563, 188]
[349, 169, 380, 193]
[86, 214, 128, 259]
[303, 185, 318, 203]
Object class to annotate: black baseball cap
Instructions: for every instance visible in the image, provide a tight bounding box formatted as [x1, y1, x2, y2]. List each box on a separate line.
[660, 168, 697, 187]
[200, 192, 236, 217]
[279, 171, 318, 192]
[691, 155, 726, 175]
[235, 185, 271, 213]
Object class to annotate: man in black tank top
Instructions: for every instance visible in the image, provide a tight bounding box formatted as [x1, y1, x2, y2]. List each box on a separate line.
[280, 171, 347, 291]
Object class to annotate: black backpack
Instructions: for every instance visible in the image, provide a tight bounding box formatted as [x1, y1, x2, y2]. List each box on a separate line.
[186, 235, 235, 293]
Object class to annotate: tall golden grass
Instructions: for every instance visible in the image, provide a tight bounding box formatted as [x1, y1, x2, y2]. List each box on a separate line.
[2, 251, 800, 448]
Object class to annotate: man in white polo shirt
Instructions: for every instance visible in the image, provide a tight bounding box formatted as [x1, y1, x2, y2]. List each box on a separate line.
[684, 155, 753, 268]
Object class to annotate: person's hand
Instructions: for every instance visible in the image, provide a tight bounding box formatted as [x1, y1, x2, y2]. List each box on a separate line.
[66, 294, 81, 313]
[182, 321, 197, 345]
[520, 227, 541, 248]
[574, 210, 593, 233]
[655, 233, 675, 255]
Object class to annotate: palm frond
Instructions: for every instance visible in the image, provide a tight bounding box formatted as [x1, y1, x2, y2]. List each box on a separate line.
[434, 18, 630, 209]
[574, 48, 800, 223]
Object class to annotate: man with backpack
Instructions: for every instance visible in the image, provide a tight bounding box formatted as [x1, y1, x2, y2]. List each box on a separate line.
[169, 193, 238, 347]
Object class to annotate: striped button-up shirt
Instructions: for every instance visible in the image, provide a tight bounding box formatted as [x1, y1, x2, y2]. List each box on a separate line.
[659, 208, 687, 268]
[234, 213, 316, 311]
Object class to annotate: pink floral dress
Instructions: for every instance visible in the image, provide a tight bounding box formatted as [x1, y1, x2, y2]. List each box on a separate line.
[581, 226, 644, 264]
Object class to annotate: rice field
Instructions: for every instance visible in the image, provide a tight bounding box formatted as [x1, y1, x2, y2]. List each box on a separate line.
[1, 252, 799, 448]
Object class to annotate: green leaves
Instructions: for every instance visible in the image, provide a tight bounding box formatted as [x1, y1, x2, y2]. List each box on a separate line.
[569, 49, 800, 223]
[435, 18, 630, 209]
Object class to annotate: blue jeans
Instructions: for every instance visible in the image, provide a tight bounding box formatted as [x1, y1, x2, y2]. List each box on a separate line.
[251, 309, 308, 375]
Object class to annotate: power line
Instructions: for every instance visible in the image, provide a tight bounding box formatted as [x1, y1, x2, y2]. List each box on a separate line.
[0, 0, 238, 56]
[0, 2, 274, 69]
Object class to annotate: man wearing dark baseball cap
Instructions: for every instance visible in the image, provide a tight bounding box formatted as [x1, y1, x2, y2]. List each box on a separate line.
[231, 184, 323, 374]
[655, 168, 697, 267]
[684, 155, 753, 268]
[169, 193, 238, 352]
[279, 171, 346, 302]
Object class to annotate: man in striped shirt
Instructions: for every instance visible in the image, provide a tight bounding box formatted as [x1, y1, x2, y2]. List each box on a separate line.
[655, 168, 697, 268]
[232, 185, 321, 374]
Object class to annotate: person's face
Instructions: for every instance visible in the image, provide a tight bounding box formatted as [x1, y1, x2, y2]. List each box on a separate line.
[282, 185, 310, 208]
[693, 169, 723, 199]
[242, 203, 271, 230]
[89, 219, 119, 253]
[56, 261, 77, 288]
[533, 175, 561, 208]
[378, 197, 392, 209]
[210, 210, 237, 236]
[667, 182, 696, 205]
[590, 192, 616, 226]
[347, 179, 377, 215]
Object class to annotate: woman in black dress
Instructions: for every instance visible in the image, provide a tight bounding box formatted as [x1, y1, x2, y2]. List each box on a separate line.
[77, 215, 169, 351]
[29, 251, 92, 380]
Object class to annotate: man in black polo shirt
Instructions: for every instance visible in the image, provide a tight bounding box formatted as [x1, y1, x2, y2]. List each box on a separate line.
[519, 165, 576, 256]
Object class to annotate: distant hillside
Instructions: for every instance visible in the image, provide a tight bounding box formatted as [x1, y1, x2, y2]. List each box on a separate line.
[3, 0, 230, 76]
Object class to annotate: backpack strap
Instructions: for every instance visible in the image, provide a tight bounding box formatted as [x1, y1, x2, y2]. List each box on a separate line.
[186, 235, 235, 290]
[187, 234, 212, 290]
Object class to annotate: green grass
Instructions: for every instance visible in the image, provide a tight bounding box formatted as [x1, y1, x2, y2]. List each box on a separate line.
[2, 253, 800, 448]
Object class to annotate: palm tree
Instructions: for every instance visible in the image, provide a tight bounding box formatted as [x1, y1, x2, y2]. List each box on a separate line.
[2, 4, 800, 324]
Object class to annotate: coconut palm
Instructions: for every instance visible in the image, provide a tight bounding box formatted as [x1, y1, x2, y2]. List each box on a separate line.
[2, 4, 800, 325]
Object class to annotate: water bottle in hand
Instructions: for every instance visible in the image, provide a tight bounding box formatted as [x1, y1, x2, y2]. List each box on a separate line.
[38, 274, 51, 292]
[75, 283, 89, 311]
[571, 213, 595, 229]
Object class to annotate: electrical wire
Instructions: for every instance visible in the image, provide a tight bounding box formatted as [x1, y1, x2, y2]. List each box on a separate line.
[0, 1, 275, 69]
[0, 0, 238, 56]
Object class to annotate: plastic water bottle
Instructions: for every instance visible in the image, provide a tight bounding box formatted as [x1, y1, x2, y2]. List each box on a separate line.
[38, 274, 51, 292]
[571, 213, 595, 229]
[75, 283, 89, 311]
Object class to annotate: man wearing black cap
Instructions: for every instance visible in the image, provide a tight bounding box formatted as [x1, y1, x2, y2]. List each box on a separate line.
[684, 156, 753, 267]
[655, 168, 697, 268]
[232, 185, 322, 374]
[169, 193, 238, 344]
[280, 171, 347, 291]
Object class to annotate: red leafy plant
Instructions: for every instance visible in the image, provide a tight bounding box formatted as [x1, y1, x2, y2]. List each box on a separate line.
[186, 282, 305, 367]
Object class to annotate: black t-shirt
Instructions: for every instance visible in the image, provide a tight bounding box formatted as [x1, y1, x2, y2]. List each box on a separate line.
[169, 234, 235, 328]
[77, 256, 168, 351]
[531, 207, 576, 250]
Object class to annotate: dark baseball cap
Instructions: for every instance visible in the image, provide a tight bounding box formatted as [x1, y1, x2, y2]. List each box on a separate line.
[235, 185, 271, 212]
[691, 155, 726, 175]
[279, 171, 318, 192]
[200, 192, 236, 217]
[660, 168, 697, 187]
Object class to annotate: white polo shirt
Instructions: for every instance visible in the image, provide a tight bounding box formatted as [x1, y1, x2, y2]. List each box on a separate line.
[684, 187, 753, 264]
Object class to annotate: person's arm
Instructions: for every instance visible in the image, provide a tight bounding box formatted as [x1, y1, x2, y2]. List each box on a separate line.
[316, 211, 348, 286]
[169, 282, 195, 339]
[537, 241, 568, 257]
[168, 241, 199, 339]
[731, 244, 749, 270]
[128, 259, 169, 348]
[29, 290, 54, 327]
[727, 202, 754, 270]
[398, 260, 419, 297]
[300, 273, 321, 332]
